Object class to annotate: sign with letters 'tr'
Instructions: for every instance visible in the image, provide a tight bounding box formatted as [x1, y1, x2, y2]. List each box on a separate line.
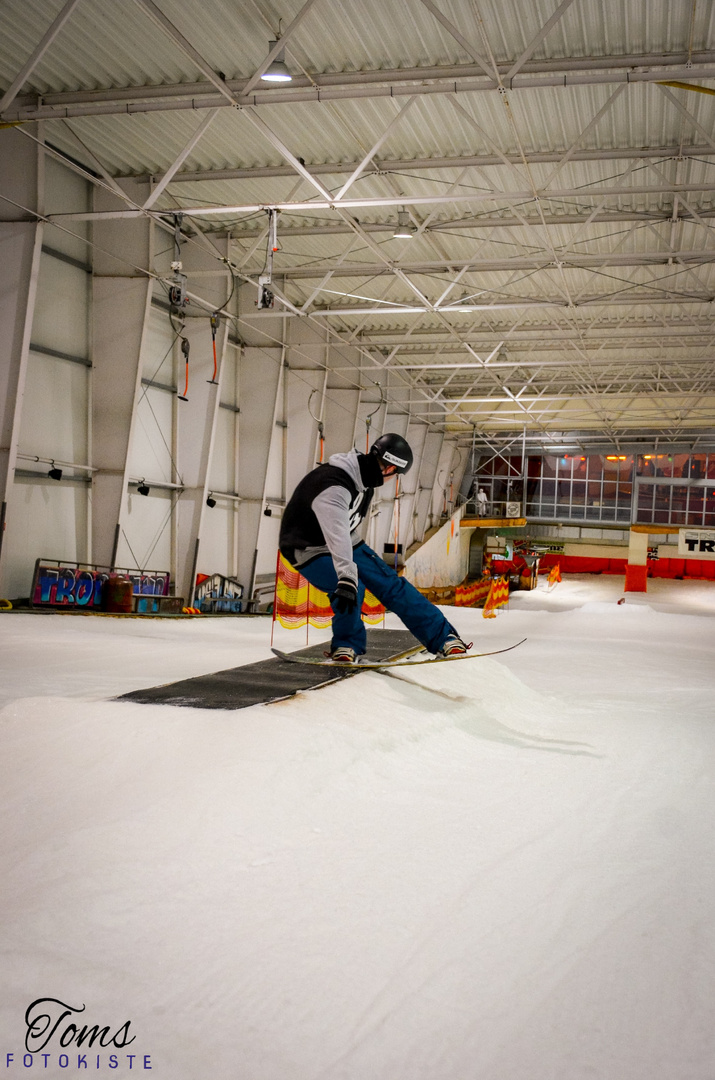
[678, 528, 715, 559]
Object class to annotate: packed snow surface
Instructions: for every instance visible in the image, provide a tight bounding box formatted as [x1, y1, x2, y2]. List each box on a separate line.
[1, 575, 714, 1079]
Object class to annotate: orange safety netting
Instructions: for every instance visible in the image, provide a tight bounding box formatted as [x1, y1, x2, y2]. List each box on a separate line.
[482, 575, 510, 619]
[274, 554, 385, 630]
[455, 579, 492, 607]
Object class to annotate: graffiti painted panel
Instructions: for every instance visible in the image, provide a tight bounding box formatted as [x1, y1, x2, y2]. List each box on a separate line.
[31, 561, 171, 608]
[194, 573, 244, 614]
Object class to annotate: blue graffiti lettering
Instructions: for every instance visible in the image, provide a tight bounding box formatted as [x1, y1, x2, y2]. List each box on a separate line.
[75, 571, 95, 606]
[37, 569, 59, 604]
[54, 572, 76, 604]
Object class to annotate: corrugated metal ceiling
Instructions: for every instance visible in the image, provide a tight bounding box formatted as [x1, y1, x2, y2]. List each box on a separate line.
[2, 0, 715, 448]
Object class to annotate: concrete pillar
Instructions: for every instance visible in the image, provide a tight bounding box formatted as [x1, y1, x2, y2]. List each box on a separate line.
[91, 179, 153, 569]
[625, 527, 648, 591]
[0, 127, 44, 594]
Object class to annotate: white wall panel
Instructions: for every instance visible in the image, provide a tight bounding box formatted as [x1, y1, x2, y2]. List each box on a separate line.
[285, 368, 324, 497]
[114, 488, 173, 574]
[3, 478, 89, 598]
[196, 504, 234, 580]
[220, 343, 239, 411]
[209, 408, 235, 493]
[235, 346, 282, 592]
[255, 410, 288, 580]
[254, 511, 282, 582]
[416, 430, 443, 538]
[371, 408, 409, 559]
[19, 351, 88, 464]
[355, 389, 388, 454]
[31, 254, 89, 359]
[404, 508, 471, 589]
[432, 438, 460, 522]
[1, 151, 92, 596]
[142, 303, 176, 384]
[43, 157, 89, 263]
[128, 386, 174, 483]
[400, 421, 428, 553]
[91, 179, 153, 570]
[323, 388, 360, 458]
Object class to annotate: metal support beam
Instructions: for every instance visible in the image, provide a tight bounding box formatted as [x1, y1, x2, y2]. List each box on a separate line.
[126, 142, 715, 187]
[8, 49, 715, 114]
[234, 249, 715, 280]
[7, 59, 715, 122]
[45, 180, 715, 222]
[241, 293, 715, 318]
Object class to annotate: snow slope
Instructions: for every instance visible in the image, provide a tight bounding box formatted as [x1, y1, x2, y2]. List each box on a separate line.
[1, 577, 714, 1079]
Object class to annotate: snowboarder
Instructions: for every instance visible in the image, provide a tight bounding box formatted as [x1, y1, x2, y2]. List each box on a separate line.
[279, 433, 470, 663]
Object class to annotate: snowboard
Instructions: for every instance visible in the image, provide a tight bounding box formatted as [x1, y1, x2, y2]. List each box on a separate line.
[272, 638, 526, 670]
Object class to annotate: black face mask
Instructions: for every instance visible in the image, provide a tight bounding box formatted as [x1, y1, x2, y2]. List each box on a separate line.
[358, 452, 385, 488]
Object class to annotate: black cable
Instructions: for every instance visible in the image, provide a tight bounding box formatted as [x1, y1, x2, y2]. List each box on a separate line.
[222, 260, 236, 310]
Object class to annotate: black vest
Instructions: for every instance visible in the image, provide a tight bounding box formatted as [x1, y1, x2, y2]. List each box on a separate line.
[279, 462, 374, 562]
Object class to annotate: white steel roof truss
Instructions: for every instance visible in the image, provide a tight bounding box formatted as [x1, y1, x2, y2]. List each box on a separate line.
[6, 2, 715, 451]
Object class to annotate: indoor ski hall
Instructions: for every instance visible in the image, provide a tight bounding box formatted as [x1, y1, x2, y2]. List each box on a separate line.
[2, 2, 715, 1078]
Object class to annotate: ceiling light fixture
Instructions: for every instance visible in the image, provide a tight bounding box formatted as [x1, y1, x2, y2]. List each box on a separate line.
[206, 494, 217, 508]
[393, 210, 414, 239]
[48, 462, 63, 481]
[260, 40, 292, 83]
[137, 480, 150, 497]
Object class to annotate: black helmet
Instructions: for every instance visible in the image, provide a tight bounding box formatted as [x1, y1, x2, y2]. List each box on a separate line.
[370, 432, 413, 474]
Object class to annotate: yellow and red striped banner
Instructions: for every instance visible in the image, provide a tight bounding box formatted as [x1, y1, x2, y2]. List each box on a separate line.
[455, 579, 492, 607]
[482, 575, 510, 618]
[274, 554, 385, 630]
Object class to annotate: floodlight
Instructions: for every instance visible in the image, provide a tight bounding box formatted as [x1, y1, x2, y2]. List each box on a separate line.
[393, 210, 414, 239]
[260, 41, 292, 82]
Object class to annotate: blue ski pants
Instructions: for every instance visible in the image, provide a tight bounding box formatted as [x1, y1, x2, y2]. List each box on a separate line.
[297, 541, 458, 655]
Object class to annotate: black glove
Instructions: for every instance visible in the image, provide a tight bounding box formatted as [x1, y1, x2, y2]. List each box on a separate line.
[332, 579, 358, 615]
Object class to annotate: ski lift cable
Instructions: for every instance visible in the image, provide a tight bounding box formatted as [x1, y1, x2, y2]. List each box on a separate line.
[308, 387, 325, 463]
[364, 381, 385, 451]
